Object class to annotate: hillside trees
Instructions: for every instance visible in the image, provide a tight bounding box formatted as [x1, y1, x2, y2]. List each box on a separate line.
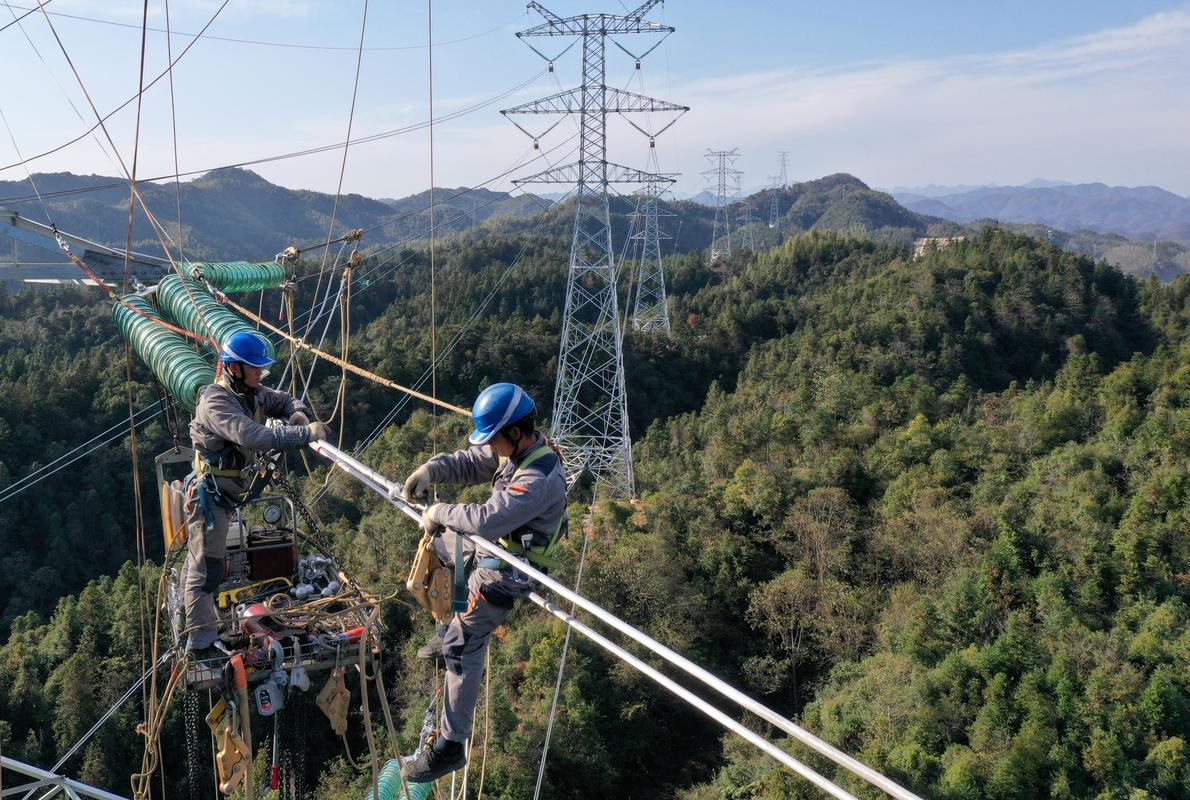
[1, 226, 1188, 798]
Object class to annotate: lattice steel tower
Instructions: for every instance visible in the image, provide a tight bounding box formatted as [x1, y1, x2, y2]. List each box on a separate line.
[703, 148, 741, 263]
[503, 1, 686, 496]
[737, 201, 757, 252]
[768, 151, 789, 228]
[630, 180, 675, 334]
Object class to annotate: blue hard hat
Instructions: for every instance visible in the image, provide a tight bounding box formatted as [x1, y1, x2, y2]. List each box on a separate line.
[219, 331, 274, 367]
[469, 383, 536, 445]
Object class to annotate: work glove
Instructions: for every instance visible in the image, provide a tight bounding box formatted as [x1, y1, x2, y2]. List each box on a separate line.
[421, 503, 444, 537]
[288, 411, 310, 426]
[307, 422, 332, 442]
[404, 463, 433, 504]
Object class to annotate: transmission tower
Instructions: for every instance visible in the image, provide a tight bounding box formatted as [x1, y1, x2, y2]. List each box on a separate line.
[502, 1, 686, 497]
[768, 151, 789, 228]
[737, 201, 757, 252]
[630, 180, 674, 334]
[703, 149, 741, 263]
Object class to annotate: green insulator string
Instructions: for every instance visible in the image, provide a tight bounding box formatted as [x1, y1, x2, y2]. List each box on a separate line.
[155, 274, 276, 361]
[188, 260, 286, 293]
[364, 759, 431, 800]
[112, 294, 214, 412]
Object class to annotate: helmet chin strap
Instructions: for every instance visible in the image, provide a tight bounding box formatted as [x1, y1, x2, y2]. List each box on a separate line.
[226, 362, 251, 396]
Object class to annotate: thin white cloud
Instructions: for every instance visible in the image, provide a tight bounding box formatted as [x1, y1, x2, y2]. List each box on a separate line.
[664, 8, 1190, 196]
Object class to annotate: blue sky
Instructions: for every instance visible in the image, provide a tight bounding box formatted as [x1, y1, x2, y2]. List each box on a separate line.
[1, 0, 1188, 202]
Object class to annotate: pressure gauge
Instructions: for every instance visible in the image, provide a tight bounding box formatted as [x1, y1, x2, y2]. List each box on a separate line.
[263, 504, 283, 525]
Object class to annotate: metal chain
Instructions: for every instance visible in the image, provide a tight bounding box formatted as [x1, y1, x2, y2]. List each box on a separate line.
[273, 469, 335, 555]
[182, 690, 205, 800]
[278, 706, 292, 800]
[294, 696, 308, 799]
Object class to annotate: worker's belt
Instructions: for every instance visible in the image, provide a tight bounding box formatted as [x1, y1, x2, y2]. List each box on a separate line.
[193, 450, 250, 481]
[189, 449, 273, 530]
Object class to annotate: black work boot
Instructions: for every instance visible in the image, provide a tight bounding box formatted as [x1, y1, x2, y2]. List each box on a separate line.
[401, 736, 466, 783]
[416, 633, 445, 660]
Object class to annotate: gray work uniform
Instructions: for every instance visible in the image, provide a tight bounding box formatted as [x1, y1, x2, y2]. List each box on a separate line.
[422, 434, 567, 741]
[180, 376, 310, 649]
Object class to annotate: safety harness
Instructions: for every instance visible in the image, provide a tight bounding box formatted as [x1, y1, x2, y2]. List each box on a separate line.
[188, 379, 275, 529]
[490, 443, 569, 571]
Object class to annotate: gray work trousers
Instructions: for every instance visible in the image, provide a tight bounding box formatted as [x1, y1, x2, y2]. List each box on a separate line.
[437, 532, 531, 741]
[179, 501, 231, 649]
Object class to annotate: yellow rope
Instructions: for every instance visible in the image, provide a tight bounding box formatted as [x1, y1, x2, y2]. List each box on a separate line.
[216, 291, 472, 417]
[476, 649, 492, 799]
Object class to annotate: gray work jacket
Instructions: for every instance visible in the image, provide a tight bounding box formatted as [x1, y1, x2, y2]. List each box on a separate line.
[425, 434, 567, 543]
[190, 376, 310, 483]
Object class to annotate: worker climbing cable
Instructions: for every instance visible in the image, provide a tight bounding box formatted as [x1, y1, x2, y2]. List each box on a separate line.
[181, 330, 332, 657]
[399, 382, 568, 783]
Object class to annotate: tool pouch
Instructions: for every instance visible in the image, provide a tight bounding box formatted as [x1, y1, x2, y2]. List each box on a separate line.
[406, 534, 454, 625]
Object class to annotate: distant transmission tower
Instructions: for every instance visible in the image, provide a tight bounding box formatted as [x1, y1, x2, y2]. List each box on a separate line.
[502, 1, 686, 497]
[630, 180, 674, 334]
[703, 149, 741, 263]
[768, 151, 789, 228]
[737, 201, 757, 252]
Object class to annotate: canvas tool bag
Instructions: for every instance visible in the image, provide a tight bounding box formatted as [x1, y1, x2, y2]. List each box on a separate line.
[406, 533, 454, 625]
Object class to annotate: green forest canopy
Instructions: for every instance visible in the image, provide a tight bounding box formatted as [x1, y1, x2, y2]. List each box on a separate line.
[0, 227, 1187, 799]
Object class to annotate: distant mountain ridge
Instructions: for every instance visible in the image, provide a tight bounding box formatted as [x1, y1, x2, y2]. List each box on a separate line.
[0, 168, 545, 261]
[885, 178, 1073, 197]
[894, 182, 1190, 243]
[1, 169, 946, 270]
[5, 168, 1184, 282]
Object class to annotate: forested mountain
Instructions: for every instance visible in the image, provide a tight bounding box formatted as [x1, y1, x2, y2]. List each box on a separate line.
[0, 170, 946, 275]
[972, 222, 1190, 281]
[895, 182, 1190, 244]
[0, 168, 545, 261]
[1, 220, 1188, 799]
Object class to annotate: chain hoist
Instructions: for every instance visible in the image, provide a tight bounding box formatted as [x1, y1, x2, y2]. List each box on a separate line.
[182, 690, 206, 800]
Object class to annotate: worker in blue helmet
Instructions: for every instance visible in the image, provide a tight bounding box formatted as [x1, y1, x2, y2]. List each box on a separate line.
[180, 331, 332, 658]
[401, 382, 568, 783]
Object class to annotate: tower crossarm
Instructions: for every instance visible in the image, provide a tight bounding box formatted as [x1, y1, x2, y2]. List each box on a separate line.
[519, 2, 673, 38]
[503, 86, 687, 115]
[513, 161, 676, 185]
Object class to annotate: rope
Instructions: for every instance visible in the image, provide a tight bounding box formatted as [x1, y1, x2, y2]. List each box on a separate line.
[304, 0, 370, 348]
[51, 237, 216, 346]
[427, 0, 440, 454]
[215, 290, 471, 416]
[124, 4, 152, 729]
[0, 0, 230, 177]
[132, 566, 184, 800]
[122, 0, 149, 292]
[370, 657, 413, 800]
[164, 0, 185, 258]
[307, 192, 574, 508]
[23, 652, 170, 800]
[286, 241, 350, 398]
[475, 650, 491, 799]
[333, 262, 352, 439]
[357, 606, 381, 800]
[30, 2, 224, 349]
[532, 491, 597, 799]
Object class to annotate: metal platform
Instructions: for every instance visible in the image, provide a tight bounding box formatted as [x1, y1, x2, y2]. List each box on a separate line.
[1, 755, 129, 800]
